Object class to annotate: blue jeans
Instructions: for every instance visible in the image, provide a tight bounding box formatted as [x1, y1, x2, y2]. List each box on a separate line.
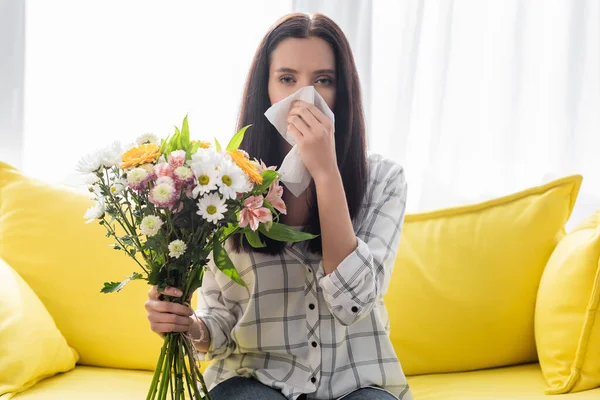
[208, 376, 397, 400]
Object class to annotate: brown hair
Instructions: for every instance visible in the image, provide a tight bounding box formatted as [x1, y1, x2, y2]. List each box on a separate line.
[231, 13, 368, 255]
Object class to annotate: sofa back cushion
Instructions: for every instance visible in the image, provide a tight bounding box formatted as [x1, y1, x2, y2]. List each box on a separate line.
[0, 161, 205, 371]
[0, 258, 78, 397]
[536, 210, 600, 394]
[384, 175, 581, 375]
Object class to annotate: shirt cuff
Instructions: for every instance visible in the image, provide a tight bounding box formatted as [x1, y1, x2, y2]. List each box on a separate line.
[194, 313, 231, 361]
[317, 238, 377, 326]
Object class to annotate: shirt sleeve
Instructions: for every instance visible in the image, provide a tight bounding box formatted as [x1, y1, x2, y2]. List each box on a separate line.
[194, 262, 238, 361]
[316, 160, 407, 326]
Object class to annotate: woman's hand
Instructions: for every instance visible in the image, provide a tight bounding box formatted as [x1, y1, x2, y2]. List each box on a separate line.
[287, 100, 338, 183]
[145, 286, 194, 338]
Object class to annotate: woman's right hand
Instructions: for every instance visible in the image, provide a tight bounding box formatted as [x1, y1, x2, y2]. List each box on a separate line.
[145, 286, 194, 338]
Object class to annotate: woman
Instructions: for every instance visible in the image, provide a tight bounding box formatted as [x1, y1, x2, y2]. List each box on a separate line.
[145, 13, 412, 400]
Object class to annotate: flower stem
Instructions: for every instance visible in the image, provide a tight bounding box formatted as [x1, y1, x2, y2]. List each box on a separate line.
[146, 335, 169, 400]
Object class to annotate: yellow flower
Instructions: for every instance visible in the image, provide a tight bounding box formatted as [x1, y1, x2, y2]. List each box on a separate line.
[121, 144, 160, 169]
[228, 149, 263, 184]
[191, 140, 211, 149]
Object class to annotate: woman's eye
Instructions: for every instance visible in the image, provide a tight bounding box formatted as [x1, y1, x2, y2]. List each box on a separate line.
[279, 76, 295, 84]
[316, 77, 334, 85]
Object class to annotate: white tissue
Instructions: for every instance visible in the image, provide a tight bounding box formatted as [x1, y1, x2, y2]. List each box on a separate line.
[264, 86, 335, 197]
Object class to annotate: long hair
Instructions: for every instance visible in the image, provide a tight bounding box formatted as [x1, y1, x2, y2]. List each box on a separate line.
[231, 13, 368, 255]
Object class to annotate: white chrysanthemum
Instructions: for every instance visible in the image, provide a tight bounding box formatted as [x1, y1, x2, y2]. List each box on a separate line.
[99, 141, 123, 168]
[83, 198, 105, 224]
[216, 161, 247, 200]
[174, 166, 194, 182]
[168, 240, 187, 259]
[76, 152, 102, 174]
[140, 215, 163, 237]
[189, 162, 219, 198]
[110, 178, 127, 196]
[127, 167, 149, 190]
[136, 133, 159, 145]
[197, 192, 227, 223]
[83, 173, 101, 185]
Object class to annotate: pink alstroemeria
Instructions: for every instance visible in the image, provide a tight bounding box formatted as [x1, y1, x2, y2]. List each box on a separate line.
[154, 162, 174, 178]
[168, 150, 187, 168]
[239, 195, 272, 231]
[255, 159, 276, 174]
[265, 181, 287, 215]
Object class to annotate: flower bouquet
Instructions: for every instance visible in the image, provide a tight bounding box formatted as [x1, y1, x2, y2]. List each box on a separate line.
[78, 116, 316, 399]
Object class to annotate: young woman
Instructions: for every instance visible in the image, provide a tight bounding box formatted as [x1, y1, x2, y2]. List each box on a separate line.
[145, 13, 412, 400]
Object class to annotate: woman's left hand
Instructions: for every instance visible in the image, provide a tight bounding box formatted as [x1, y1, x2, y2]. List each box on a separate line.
[287, 100, 338, 182]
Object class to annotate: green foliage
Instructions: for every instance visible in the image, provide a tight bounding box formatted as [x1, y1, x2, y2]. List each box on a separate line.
[226, 125, 251, 151]
[213, 237, 246, 286]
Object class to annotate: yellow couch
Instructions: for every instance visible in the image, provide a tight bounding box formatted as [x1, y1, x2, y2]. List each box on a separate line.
[1, 161, 599, 399]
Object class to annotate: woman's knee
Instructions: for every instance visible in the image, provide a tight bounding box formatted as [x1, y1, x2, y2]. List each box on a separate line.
[208, 376, 287, 400]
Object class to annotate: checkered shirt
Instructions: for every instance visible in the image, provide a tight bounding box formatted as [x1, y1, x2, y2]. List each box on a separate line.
[195, 154, 413, 400]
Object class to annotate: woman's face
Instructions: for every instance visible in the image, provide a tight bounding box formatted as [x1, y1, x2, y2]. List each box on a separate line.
[268, 37, 337, 109]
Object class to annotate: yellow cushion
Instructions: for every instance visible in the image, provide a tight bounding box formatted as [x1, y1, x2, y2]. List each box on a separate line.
[385, 176, 581, 375]
[0, 258, 78, 399]
[407, 363, 600, 400]
[535, 210, 600, 394]
[0, 162, 208, 372]
[12, 366, 152, 400]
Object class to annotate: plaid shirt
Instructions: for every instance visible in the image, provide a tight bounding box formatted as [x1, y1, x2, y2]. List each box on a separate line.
[195, 154, 413, 400]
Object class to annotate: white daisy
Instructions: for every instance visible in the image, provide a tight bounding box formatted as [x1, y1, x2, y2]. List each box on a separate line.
[83, 198, 105, 224]
[188, 148, 221, 167]
[168, 240, 187, 259]
[110, 178, 127, 196]
[140, 215, 163, 237]
[136, 133, 159, 145]
[216, 161, 247, 200]
[197, 192, 227, 223]
[189, 162, 219, 198]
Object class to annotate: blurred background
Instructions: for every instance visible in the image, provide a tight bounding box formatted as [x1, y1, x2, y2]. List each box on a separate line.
[1, 0, 599, 225]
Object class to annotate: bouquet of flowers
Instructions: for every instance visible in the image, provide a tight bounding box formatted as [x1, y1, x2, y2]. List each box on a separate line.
[78, 116, 316, 399]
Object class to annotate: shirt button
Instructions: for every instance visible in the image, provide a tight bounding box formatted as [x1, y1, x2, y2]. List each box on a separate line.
[351, 306, 359, 313]
[311, 341, 318, 348]
[309, 303, 315, 310]
[311, 377, 317, 383]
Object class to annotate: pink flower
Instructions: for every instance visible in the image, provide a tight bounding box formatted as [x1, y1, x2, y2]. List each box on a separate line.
[154, 162, 173, 178]
[255, 159, 277, 174]
[168, 150, 187, 168]
[265, 181, 286, 215]
[239, 195, 272, 231]
[149, 178, 179, 208]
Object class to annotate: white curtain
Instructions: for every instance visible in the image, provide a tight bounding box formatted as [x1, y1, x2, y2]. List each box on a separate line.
[23, 0, 292, 184]
[368, 0, 600, 226]
[0, 0, 25, 169]
[20, 0, 600, 225]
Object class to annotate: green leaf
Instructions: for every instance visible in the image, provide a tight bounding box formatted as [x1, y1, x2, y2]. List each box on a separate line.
[109, 244, 122, 250]
[188, 141, 202, 159]
[181, 115, 190, 147]
[214, 138, 222, 152]
[244, 230, 266, 248]
[159, 134, 171, 155]
[258, 222, 318, 243]
[213, 237, 246, 286]
[226, 125, 251, 151]
[253, 170, 280, 193]
[220, 224, 238, 241]
[100, 272, 144, 294]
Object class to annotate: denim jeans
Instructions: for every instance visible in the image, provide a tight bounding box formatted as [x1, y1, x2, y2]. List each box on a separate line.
[208, 376, 397, 400]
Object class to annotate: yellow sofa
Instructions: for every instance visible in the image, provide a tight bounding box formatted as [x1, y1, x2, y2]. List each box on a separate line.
[1, 161, 599, 400]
